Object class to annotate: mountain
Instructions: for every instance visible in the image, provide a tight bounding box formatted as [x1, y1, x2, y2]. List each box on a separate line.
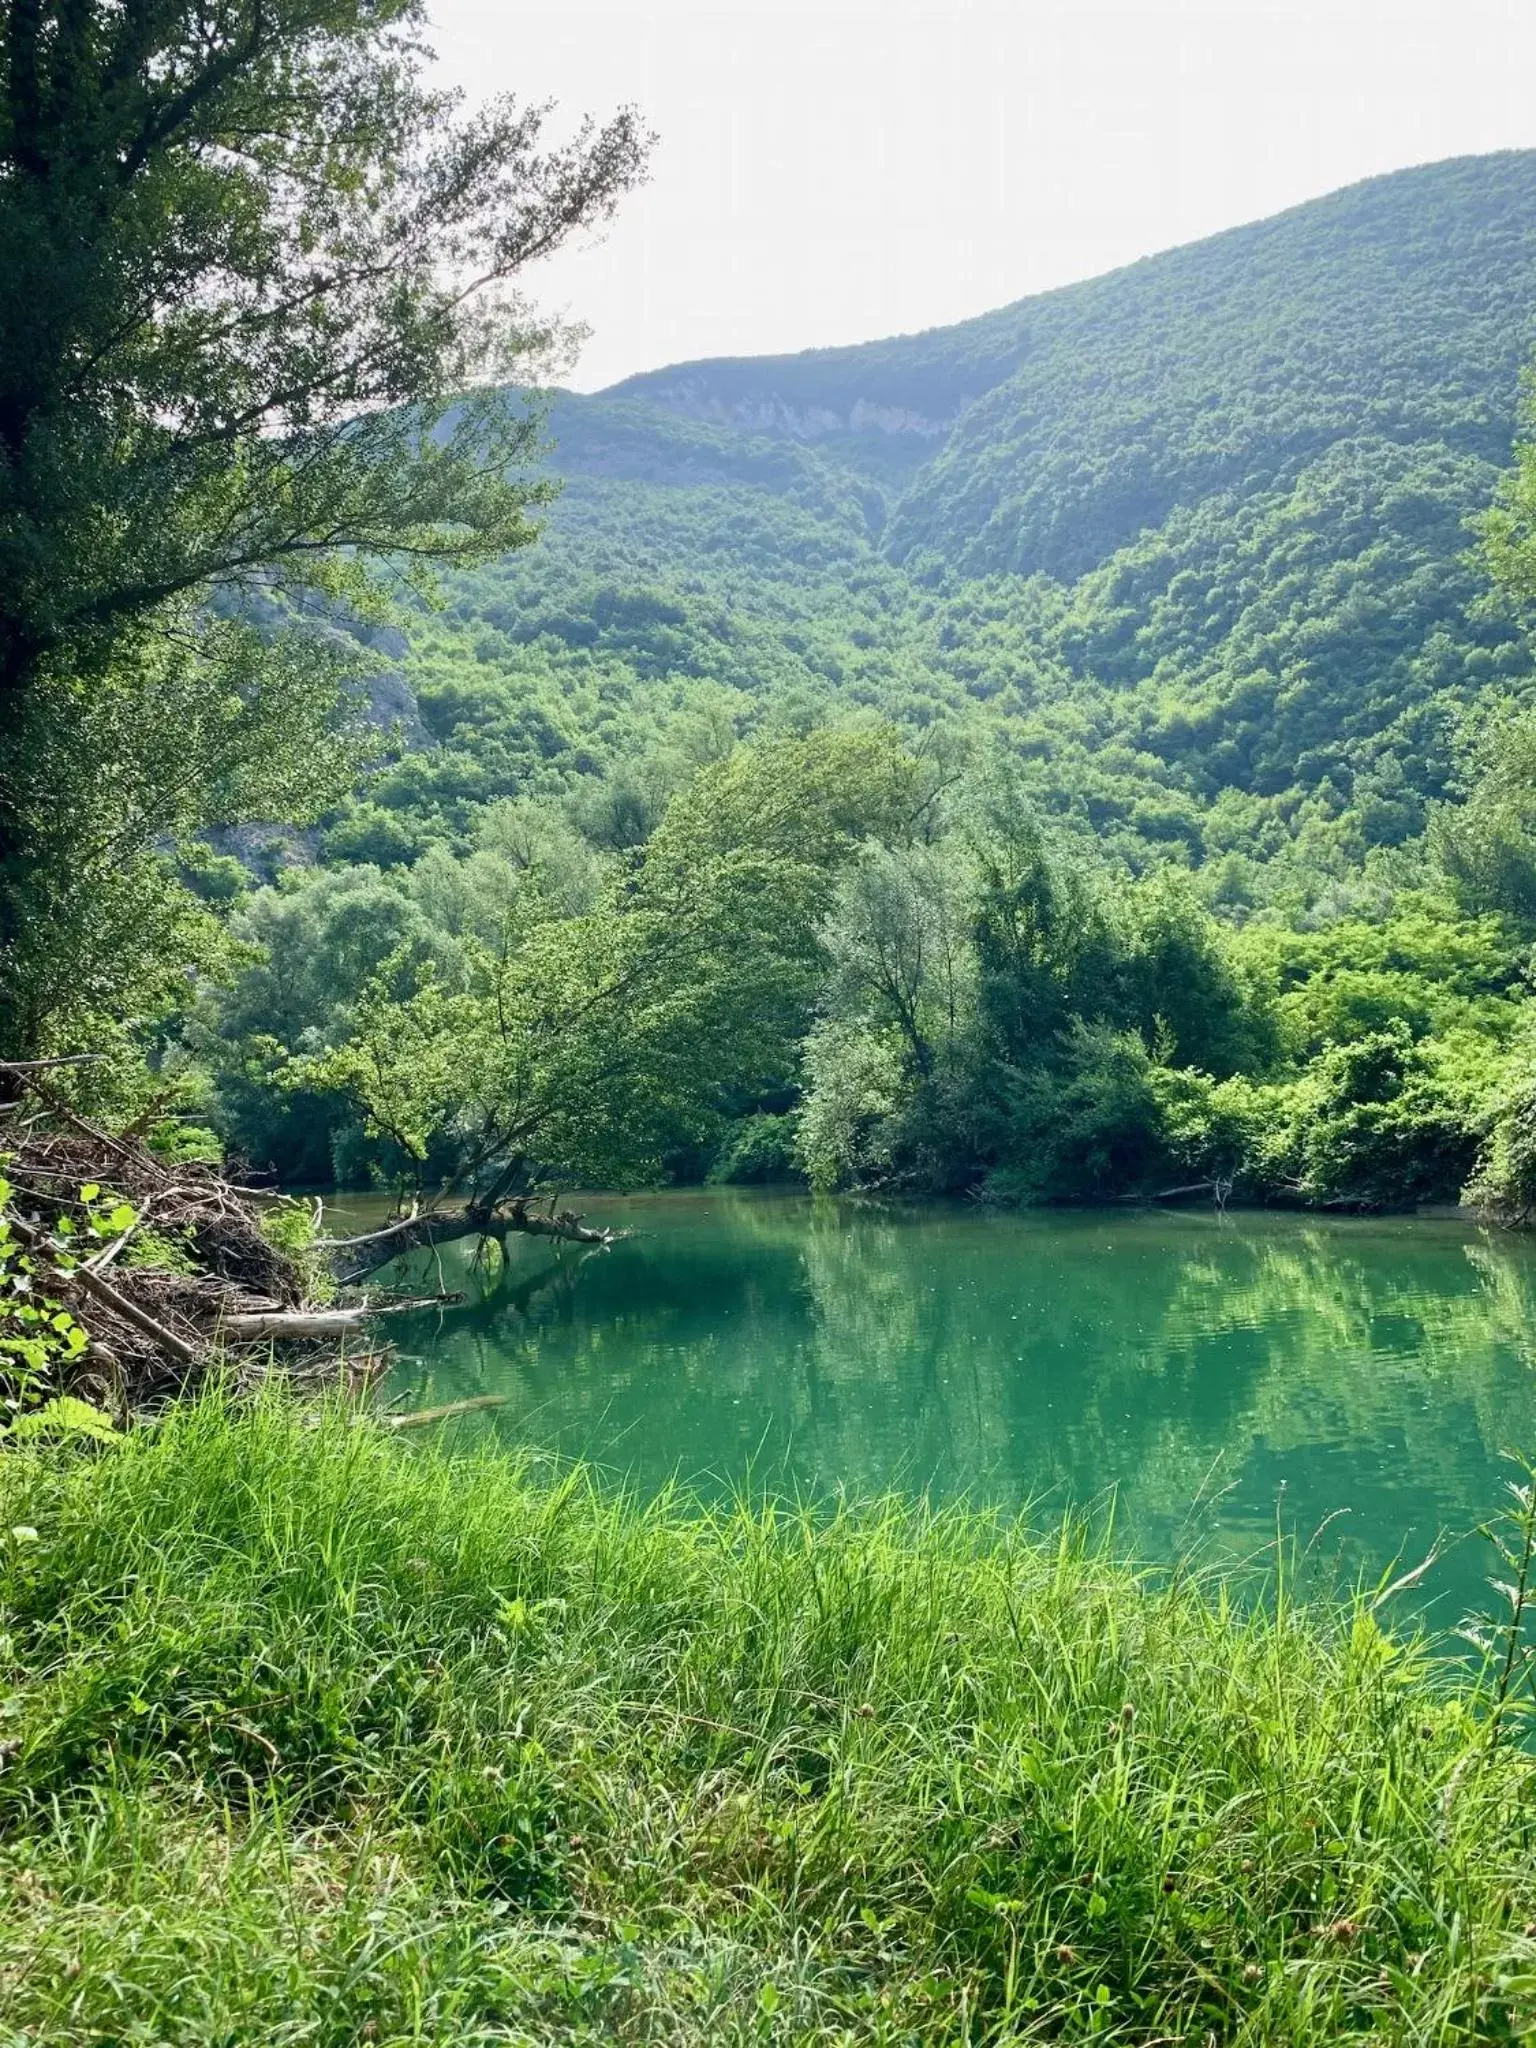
[607, 153, 1536, 572]
[352, 152, 1536, 892]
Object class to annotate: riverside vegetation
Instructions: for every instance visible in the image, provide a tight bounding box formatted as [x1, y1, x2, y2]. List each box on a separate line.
[8, 2, 1536, 2037]
[7, 1387, 1536, 2045]
[9, 144, 1536, 1224]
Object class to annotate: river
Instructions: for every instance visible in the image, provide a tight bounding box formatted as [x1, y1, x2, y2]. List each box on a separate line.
[329, 1190, 1536, 1628]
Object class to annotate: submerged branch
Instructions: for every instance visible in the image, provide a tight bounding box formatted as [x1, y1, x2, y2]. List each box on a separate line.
[388, 1394, 507, 1429]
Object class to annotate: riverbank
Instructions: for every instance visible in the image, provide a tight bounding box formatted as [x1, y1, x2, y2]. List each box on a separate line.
[3, 1387, 1535, 2043]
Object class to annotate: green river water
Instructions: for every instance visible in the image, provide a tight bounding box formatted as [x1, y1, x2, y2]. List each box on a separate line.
[349, 1192, 1536, 1627]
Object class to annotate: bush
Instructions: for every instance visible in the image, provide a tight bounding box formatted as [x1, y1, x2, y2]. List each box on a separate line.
[707, 1113, 805, 1185]
[985, 1023, 1168, 1204]
[796, 1020, 909, 1191]
[1466, 1026, 1536, 1222]
[1293, 1027, 1484, 1208]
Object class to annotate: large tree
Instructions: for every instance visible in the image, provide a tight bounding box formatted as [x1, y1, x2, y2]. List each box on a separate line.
[0, 0, 648, 1059]
[308, 729, 923, 1266]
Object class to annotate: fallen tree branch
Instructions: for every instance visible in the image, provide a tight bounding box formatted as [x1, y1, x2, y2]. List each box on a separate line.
[334, 1197, 622, 1284]
[0, 1055, 106, 1074]
[8, 1212, 201, 1366]
[20, 1091, 161, 1175]
[82, 1219, 143, 1274]
[80, 1185, 196, 1275]
[221, 1294, 463, 1341]
[388, 1394, 507, 1429]
[0, 1081, 417, 1410]
[64, 1263, 202, 1366]
[0, 1069, 629, 1416]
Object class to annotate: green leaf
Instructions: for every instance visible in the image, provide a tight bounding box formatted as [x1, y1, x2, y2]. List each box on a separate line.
[1, 1396, 120, 1444]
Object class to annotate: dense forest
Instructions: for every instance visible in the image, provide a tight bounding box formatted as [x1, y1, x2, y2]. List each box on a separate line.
[151, 149, 1536, 1220]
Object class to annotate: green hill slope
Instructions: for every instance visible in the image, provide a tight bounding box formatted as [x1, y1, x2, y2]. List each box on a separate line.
[609, 151, 1536, 563]
[328, 153, 1536, 885]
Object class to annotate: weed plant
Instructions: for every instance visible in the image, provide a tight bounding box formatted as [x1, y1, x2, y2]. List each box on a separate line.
[3, 1387, 1536, 2043]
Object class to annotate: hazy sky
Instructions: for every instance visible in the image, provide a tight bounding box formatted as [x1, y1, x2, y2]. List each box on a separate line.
[428, 1, 1536, 391]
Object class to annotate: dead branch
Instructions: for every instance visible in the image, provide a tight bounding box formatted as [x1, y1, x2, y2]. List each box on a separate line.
[8, 1210, 201, 1366]
[0, 1055, 106, 1073]
[81, 1185, 194, 1274]
[0, 1080, 361, 1399]
[333, 1196, 622, 1285]
[19, 1089, 159, 1173]
[221, 1294, 462, 1341]
[388, 1394, 507, 1429]
[0, 1066, 623, 1422]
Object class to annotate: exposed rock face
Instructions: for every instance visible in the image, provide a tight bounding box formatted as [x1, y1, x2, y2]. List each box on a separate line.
[609, 380, 959, 442]
[199, 613, 427, 881]
[328, 619, 429, 749]
[847, 399, 958, 438]
[205, 820, 320, 878]
[358, 661, 428, 749]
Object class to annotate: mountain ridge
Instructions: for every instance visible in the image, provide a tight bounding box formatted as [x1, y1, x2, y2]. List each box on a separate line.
[342, 149, 1536, 895]
[206, 151, 1536, 1193]
[595, 149, 1536, 503]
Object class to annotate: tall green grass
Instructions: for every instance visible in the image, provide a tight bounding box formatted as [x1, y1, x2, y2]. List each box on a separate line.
[3, 1387, 1536, 2043]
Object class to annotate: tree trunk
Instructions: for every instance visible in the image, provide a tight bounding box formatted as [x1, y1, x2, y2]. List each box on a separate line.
[327, 1196, 621, 1285]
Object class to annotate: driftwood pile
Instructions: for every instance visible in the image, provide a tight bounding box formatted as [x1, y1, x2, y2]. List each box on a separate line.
[1, 1061, 624, 1421]
[1, 1070, 403, 1413]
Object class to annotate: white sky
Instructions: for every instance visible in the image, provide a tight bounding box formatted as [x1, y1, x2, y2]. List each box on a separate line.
[427, 0, 1536, 391]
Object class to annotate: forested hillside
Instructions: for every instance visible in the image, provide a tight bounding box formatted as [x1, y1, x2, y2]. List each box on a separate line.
[181, 152, 1536, 1209]
[322, 151, 1536, 882]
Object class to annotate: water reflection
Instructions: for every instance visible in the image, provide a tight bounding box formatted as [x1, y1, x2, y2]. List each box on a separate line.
[372, 1193, 1536, 1625]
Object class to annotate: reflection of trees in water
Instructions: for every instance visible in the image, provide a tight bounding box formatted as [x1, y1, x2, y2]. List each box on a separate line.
[387, 1200, 1536, 1611]
[791, 1207, 972, 1475]
[1137, 1230, 1536, 1601]
[1459, 1240, 1536, 1370]
[1158, 1228, 1536, 1475]
[791, 1212, 1235, 1519]
[390, 1203, 832, 1477]
[790, 1211, 1536, 1579]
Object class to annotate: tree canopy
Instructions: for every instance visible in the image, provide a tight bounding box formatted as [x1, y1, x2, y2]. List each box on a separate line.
[0, 0, 648, 1058]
